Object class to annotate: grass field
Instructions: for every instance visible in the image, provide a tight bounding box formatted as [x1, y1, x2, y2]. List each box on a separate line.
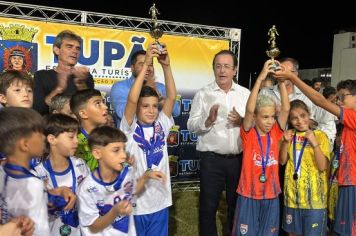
[169, 191, 227, 236]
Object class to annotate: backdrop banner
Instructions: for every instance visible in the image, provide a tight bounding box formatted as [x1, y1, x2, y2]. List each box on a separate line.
[0, 17, 229, 180]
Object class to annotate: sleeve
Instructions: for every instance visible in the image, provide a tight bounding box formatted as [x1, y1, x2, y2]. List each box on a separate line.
[110, 81, 129, 120]
[27, 179, 50, 235]
[187, 90, 212, 134]
[342, 108, 356, 130]
[120, 115, 137, 136]
[158, 111, 174, 136]
[77, 181, 100, 227]
[317, 131, 331, 161]
[32, 71, 49, 115]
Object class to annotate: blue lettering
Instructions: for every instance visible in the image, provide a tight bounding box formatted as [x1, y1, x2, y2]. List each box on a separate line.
[179, 160, 200, 172]
[181, 130, 197, 142]
[125, 36, 146, 67]
[182, 99, 192, 112]
[80, 40, 99, 65]
[104, 42, 125, 66]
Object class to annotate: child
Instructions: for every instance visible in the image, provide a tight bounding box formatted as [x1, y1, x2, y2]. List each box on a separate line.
[70, 89, 108, 170]
[34, 113, 90, 235]
[0, 107, 50, 235]
[232, 60, 289, 236]
[120, 42, 176, 235]
[49, 94, 77, 119]
[77, 125, 165, 235]
[274, 69, 356, 236]
[0, 70, 33, 108]
[280, 100, 330, 236]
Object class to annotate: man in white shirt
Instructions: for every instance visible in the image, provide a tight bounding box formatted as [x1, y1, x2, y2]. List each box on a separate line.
[187, 50, 250, 236]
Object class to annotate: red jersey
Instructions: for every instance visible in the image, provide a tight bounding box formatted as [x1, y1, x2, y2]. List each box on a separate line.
[338, 108, 356, 185]
[237, 123, 283, 199]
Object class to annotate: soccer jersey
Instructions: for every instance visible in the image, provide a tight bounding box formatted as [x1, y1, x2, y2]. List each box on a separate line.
[0, 166, 50, 235]
[35, 156, 90, 236]
[78, 167, 136, 236]
[120, 112, 173, 215]
[76, 130, 98, 171]
[339, 108, 356, 185]
[327, 150, 339, 220]
[284, 130, 330, 209]
[237, 123, 283, 199]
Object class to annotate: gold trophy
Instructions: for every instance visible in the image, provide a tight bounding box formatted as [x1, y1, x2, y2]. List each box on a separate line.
[149, 3, 164, 51]
[266, 25, 280, 71]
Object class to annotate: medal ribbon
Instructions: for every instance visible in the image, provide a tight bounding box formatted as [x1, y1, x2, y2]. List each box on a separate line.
[254, 128, 270, 178]
[293, 131, 308, 176]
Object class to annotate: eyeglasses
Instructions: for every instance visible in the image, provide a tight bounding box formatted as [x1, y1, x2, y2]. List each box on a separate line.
[336, 93, 352, 102]
[214, 64, 234, 71]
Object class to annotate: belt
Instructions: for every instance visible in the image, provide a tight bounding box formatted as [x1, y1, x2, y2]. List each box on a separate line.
[200, 151, 241, 159]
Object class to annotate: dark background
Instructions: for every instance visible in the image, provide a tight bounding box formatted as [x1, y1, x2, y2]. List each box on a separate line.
[11, 0, 356, 88]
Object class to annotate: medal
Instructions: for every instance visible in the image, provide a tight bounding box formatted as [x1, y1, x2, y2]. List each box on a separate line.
[255, 128, 270, 184]
[259, 174, 267, 183]
[293, 132, 308, 182]
[293, 173, 298, 180]
[332, 159, 339, 169]
[59, 224, 71, 236]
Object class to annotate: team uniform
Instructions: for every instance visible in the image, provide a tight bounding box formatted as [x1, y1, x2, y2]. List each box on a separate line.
[327, 147, 340, 231]
[282, 130, 330, 235]
[77, 166, 137, 236]
[120, 112, 173, 236]
[76, 128, 98, 171]
[334, 108, 356, 236]
[0, 165, 50, 235]
[233, 123, 283, 236]
[35, 156, 90, 236]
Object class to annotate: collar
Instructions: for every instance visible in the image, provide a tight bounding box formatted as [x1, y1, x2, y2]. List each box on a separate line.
[212, 81, 237, 92]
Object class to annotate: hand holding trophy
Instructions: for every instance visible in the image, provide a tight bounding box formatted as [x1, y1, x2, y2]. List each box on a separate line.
[149, 3, 164, 51]
[266, 25, 280, 71]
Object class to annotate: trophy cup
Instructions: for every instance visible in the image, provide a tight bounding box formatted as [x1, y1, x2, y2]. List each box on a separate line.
[266, 25, 280, 71]
[149, 3, 164, 51]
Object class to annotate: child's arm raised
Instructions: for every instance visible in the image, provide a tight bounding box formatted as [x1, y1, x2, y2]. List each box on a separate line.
[243, 60, 274, 131]
[158, 44, 177, 118]
[88, 200, 132, 233]
[124, 43, 158, 126]
[280, 129, 293, 165]
[277, 78, 290, 130]
[273, 67, 340, 118]
[135, 170, 166, 195]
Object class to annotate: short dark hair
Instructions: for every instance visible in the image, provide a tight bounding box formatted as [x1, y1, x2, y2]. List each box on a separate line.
[49, 94, 72, 113]
[336, 79, 356, 94]
[70, 89, 102, 119]
[130, 50, 146, 66]
[44, 113, 79, 137]
[88, 126, 127, 149]
[322, 86, 336, 99]
[0, 70, 33, 95]
[139, 86, 159, 99]
[0, 107, 44, 156]
[312, 77, 322, 85]
[53, 30, 82, 59]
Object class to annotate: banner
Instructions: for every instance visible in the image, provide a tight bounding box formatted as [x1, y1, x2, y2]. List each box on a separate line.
[0, 17, 230, 180]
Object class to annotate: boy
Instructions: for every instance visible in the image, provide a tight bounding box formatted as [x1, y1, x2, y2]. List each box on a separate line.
[233, 60, 289, 235]
[35, 113, 90, 235]
[0, 107, 50, 235]
[0, 70, 33, 108]
[78, 126, 165, 235]
[70, 89, 108, 170]
[49, 94, 77, 119]
[274, 69, 356, 235]
[120, 42, 176, 235]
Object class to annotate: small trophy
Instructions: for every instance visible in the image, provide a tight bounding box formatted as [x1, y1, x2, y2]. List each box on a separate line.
[266, 25, 280, 71]
[149, 3, 164, 51]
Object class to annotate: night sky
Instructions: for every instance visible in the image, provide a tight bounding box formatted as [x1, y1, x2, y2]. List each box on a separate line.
[10, 1, 356, 87]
